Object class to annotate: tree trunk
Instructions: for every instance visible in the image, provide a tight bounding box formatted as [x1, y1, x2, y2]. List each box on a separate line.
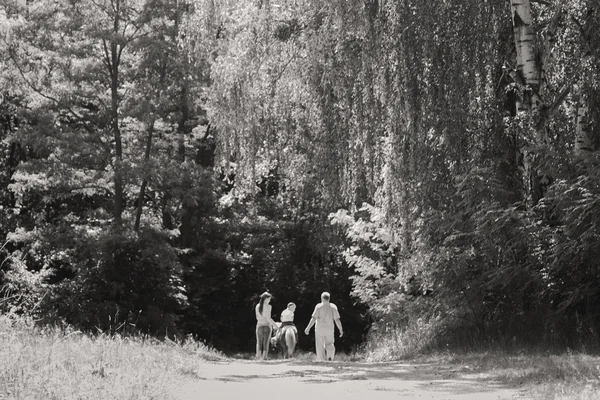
[111, 75, 124, 225]
[573, 7, 595, 157]
[177, 78, 194, 247]
[134, 120, 156, 231]
[110, 0, 124, 225]
[510, 0, 550, 206]
[161, 194, 173, 230]
[178, 83, 189, 162]
[511, 0, 541, 113]
[573, 84, 593, 156]
[7, 142, 22, 208]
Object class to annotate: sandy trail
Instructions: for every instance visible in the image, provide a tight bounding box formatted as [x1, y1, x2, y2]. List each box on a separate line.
[175, 358, 529, 400]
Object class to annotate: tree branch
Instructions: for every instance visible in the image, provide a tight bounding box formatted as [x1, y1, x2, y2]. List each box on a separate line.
[72, 185, 114, 197]
[88, 0, 111, 15]
[536, 79, 575, 130]
[547, 83, 572, 115]
[102, 39, 113, 72]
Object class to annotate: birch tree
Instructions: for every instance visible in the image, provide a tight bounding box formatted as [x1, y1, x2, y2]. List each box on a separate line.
[508, 0, 556, 204]
[571, 0, 598, 156]
[511, 0, 542, 114]
[506, 0, 599, 203]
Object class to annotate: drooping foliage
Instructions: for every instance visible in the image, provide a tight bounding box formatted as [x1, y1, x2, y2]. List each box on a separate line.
[2, 0, 600, 356]
[185, 0, 600, 353]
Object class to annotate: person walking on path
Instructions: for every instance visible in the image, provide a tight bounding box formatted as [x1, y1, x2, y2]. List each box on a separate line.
[255, 291, 278, 360]
[304, 292, 343, 361]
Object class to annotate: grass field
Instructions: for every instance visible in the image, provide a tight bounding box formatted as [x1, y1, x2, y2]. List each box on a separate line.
[413, 351, 600, 399]
[0, 315, 224, 400]
[2, 314, 600, 399]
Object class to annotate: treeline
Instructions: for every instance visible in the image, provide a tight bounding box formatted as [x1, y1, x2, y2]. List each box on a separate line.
[2, 0, 600, 356]
[186, 0, 600, 353]
[0, 0, 367, 353]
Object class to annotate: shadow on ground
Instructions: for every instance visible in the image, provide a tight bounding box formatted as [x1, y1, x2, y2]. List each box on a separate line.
[176, 357, 526, 399]
[214, 358, 523, 394]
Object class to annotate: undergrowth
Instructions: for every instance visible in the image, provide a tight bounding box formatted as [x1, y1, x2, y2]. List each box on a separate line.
[361, 317, 600, 399]
[0, 314, 224, 400]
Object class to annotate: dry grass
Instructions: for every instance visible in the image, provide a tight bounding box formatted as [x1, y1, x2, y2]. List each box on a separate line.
[428, 351, 600, 399]
[0, 315, 224, 400]
[359, 316, 446, 361]
[3, 312, 600, 400]
[360, 320, 600, 400]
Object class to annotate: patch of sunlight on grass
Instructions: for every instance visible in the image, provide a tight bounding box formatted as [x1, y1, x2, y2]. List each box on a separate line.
[531, 381, 600, 400]
[410, 350, 600, 399]
[359, 323, 600, 399]
[0, 315, 224, 400]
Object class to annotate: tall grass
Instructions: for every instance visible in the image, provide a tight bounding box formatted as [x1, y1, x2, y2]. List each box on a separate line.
[361, 316, 600, 399]
[434, 351, 600, 399]
[3, 309, 599, 400]
[0, 315, 224, 400]
[360, 315, 448, 361]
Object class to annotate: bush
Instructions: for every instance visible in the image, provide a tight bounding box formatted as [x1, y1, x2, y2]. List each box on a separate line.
[40, 227, 187, 337]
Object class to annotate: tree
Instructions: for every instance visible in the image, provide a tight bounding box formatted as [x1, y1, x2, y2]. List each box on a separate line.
[189, 0, 600, 351]
[0, 0, 212, 335]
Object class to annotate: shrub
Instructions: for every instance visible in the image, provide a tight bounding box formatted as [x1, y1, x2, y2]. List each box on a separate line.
[40, 227, 187, 337]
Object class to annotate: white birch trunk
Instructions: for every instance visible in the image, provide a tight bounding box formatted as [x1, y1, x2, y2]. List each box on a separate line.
[510, 0, 541, 112]
[573, 84, 593, 155]
[510, 0, 548, 205]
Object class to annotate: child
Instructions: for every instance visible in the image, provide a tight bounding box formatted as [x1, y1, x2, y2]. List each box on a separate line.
[280, 302, 296, 328]
[278, 302, 298, 347]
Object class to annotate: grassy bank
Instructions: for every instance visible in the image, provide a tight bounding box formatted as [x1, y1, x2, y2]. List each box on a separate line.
[0, 315, 224, 400]
[3, 313, 600, 400]
[419, 351, 600, 400]
[361, 322, 600, 400]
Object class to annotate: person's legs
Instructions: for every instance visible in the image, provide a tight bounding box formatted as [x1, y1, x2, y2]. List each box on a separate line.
[256, 326, 261, 359]
[315, 334, 327, 361]
[260, 327, 272, 360]
[257, 326, 270, 360]
[324, 332, 335, 361]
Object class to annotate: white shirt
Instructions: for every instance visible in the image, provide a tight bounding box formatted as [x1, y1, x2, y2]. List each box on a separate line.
[312, 302, 340, 334]
[256, 304, 273, 327]
[281, 309, 294, 322]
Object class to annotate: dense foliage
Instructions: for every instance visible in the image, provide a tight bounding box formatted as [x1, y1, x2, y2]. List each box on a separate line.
[185, 0, 600, 352]
[1, 0, 599, 355]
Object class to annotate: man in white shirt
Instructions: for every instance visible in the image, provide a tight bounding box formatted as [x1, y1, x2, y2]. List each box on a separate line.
[304, 292, 344, 361]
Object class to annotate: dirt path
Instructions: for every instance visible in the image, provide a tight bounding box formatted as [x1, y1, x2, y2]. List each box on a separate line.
[174, 359, 529, 400]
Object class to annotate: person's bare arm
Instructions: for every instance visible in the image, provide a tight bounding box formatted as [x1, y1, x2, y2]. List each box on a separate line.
[267, 309, 278, 329]
[255, 306, 261, 321]
[335, 318, 344, 337]
[304, 317, 316, 335]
